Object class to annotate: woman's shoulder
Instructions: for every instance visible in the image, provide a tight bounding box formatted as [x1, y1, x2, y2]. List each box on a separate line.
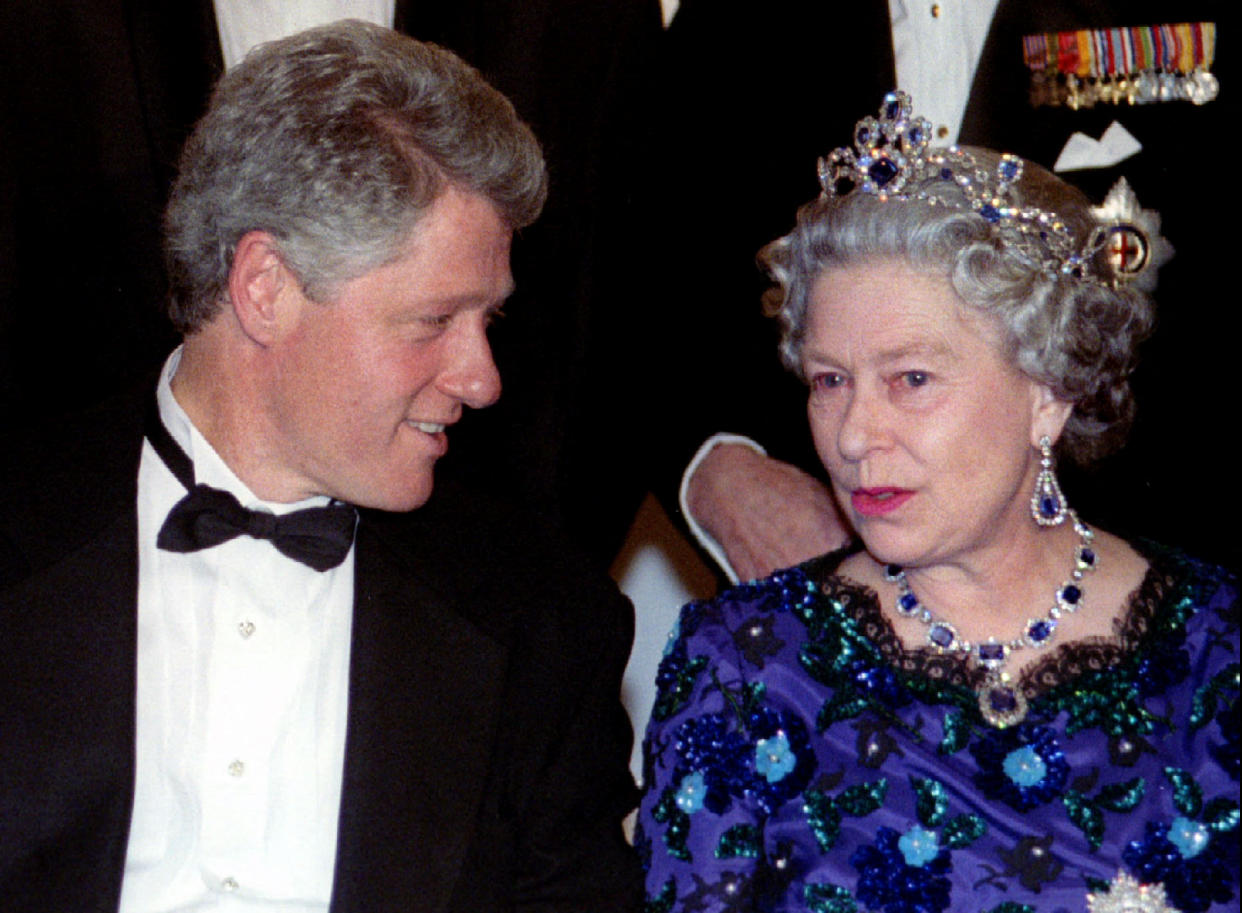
[668, 543, 869, 646]
[1125, 538, 1239, 629]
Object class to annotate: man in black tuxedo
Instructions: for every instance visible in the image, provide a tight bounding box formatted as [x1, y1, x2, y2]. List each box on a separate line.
[664, 0, 1234, 576]
[0, 22, 641, 911]
[0, 0, 662, 570]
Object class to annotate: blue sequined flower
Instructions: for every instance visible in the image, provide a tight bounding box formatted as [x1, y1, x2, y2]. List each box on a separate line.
[673, 714, 753, 815]
[852, 826, 952, 913]
[745, 706, 815, 813]
[846, 656, 912, 706]
[755, 732, 796, 783]
[970, 725, 1069, 811]
[898, 826, 940, 867]
[1122, 819, 1235, 913]
[675, 771, 707, 814]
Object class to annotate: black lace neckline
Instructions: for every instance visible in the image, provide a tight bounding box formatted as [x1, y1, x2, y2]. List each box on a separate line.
[808, 541, 1183, 701]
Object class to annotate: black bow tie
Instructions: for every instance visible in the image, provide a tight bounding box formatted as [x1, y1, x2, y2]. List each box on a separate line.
[145, 398, 356, 571]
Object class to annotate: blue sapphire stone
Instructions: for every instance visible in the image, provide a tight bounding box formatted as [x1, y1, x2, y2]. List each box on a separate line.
[929, 624, 955, 648]
[978, 643, 1006, 662]
[868, 157, 899, 187]
[910, 126, 925, 144]
[884, 97, 901, 119]
[898, 592, 919, 614]
[999, 159, 1019, 181]
[856, 126, 871, 145]
[939, 167, 953, 181]
[989, 687, 1018, 713]
[1027, 620, 1055, 643]
[1039, 495, 1060, 517]
[1079, 548, 1096, 567]
[980, 203, 1001, 223]
[1060, 585, 1082, 606]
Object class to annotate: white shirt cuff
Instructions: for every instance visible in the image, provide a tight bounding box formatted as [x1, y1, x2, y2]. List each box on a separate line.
[678, 433, 767, 585]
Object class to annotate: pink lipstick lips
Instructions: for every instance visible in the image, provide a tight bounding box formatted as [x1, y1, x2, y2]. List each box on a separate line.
[851, 487, 914, 517]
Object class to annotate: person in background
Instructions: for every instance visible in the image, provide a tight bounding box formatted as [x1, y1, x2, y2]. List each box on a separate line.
[0, 22, 641, 911]
[637, 92, 1238, 913]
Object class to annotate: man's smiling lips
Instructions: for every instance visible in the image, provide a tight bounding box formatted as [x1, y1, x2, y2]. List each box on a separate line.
[850, 487, 915, 517]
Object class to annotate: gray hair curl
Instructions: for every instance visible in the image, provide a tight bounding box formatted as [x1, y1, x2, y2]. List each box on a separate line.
[760, 152, 1154, 464]
[164, 19, 547, 334]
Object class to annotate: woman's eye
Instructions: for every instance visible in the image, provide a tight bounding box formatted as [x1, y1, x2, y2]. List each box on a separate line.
[810, 372, 846, 391]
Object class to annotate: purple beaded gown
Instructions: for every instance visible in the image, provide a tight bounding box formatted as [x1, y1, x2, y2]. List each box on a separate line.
[636, 543, 1239, 913]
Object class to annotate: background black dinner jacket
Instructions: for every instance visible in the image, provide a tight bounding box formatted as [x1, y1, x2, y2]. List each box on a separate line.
[0, 385, 642, 911]
[656, 0, 1235, 568]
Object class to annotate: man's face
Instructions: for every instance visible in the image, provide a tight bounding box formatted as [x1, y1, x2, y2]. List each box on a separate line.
[265, 187, 511, 511]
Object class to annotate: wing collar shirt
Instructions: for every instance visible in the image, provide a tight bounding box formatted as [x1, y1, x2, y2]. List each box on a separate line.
[120, 348, 356, 911]
[888, 0, 1000, 144]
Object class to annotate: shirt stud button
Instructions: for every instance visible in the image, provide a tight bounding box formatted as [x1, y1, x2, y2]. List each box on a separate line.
[238, 620, 256, 639]
[221, 877, 239, 892]
[228, 760, 245, 777]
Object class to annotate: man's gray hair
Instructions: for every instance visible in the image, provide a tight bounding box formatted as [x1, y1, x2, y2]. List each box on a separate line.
[760, 152, 1154, 464]
[164, 19, 547, 334]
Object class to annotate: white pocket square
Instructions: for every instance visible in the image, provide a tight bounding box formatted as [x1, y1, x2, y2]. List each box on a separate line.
[1053, 121, 1142, 172]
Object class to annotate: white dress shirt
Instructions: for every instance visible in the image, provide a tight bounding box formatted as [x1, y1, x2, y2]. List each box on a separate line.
[214, 0, 394, 69]
[888, 0, 1000, 143]
[119, 350, 356, 911]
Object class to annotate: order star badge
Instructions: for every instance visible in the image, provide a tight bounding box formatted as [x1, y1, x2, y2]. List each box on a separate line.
[1087, 871, 1178, 913]
[1091, 177, 1174, 292]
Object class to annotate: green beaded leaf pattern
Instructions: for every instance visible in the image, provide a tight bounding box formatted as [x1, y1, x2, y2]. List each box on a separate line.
[652, 788, 692, 861]
[911, 776, 949, 828]
[803, 791, 842, 852]
[804, 882, 858, 913]
[1203, 797, 1241, 832]
[1063, 789, 1105, 851]
[1188, 663, 1240, 730]
[816, 691, 870, 730]
[652, 655, 708, 722]
[715, 824, 761, 859]
[837, 779, 889, 816]
[643, 877, 677, 913]
[938, 710, 971, 755]
[1164, 766, 1203, 817]
[1056, 682, 1160, 738]
[1094, 777, 1146, 812]
[942, 813, 987, 849]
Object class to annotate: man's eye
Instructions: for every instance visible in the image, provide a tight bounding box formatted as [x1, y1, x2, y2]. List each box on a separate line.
[900, 370, 930, 388]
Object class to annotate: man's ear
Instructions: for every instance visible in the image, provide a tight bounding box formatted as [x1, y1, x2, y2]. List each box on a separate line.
[1030, 384, 1074, 448]
[227, 231, 297, 346]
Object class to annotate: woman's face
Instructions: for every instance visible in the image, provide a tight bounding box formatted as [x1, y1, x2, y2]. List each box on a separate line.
[801, 259, 1064, 572]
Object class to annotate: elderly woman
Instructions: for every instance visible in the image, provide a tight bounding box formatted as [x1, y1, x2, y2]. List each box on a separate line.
[637, 93, 1239, 913]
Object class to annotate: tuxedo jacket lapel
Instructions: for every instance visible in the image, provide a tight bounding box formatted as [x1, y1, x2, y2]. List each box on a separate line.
[330, 519, 510, 912]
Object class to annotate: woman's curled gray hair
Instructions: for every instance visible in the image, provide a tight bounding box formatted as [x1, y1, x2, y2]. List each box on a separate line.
[760, 152, 1155, 464]
[164, 19, 547, 335]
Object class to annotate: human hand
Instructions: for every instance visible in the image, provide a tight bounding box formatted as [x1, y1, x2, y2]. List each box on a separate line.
[685, 443, 849, 582]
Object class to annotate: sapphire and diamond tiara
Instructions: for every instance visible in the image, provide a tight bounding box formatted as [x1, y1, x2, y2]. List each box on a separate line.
[817, 91, 1167, 289]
